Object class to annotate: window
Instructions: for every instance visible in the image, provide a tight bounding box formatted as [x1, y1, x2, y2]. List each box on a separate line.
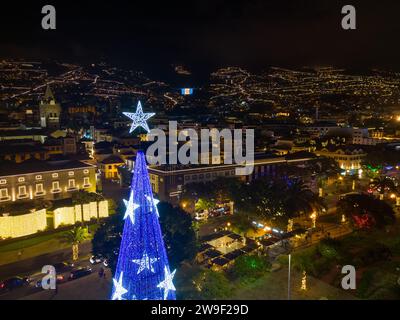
[0, 188, 9, 200]
[18, 185, 27, 198]
[35, 175, 42, 180]
[52, 173, 58, 178]
[68, 179, 76, 189]
[18, 177, 25, 183]
[83, 177, 90, 188]
[83, 169, 89, 174]
[0, 179, 6, 185]
[35, 183, 44, 195]
[52, 181, 60, 193]
[108, 165, 112, 170]
[68, 171, 74, 176]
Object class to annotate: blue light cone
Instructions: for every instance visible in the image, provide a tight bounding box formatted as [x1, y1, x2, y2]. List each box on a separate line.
[111, 151, 176, 300]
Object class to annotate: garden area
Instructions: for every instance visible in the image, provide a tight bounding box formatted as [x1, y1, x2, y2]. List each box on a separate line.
[276, 222, 400, 300]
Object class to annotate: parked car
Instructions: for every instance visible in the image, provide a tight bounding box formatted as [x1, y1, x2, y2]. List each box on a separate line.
[53, 262, 74, 273]
[90, 255, 104, 265]
[35, 274, 66, 288]
[0, 277, 30, 293]
[69, 267, 92, 280]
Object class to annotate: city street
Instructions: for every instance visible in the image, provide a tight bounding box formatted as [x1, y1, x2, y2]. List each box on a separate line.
[0, 257, 111, 300]
[0, 242, 92, 281]
[22, 264, 112, 300]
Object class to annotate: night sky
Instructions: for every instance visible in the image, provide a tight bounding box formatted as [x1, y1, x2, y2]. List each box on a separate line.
[2, 0, 400, 74]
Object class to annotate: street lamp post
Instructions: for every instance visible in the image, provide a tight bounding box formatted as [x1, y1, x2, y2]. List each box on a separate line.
[288, 253, 291, 300]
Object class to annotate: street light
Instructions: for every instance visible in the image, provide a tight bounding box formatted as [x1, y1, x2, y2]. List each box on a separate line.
[310, 212, 317, 228]
[288, 253, 291, 300]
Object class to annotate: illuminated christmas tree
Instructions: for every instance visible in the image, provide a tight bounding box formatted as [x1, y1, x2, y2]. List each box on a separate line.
[111, 150, 176, 300]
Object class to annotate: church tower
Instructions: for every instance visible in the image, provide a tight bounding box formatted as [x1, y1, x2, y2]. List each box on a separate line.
[39, 85, 61, 128]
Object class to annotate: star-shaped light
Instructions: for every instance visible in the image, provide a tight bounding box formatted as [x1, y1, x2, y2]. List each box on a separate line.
[157, 267, 176, 300]
[132, 252, 159, 274]
[111, 272, 128, 300]
[123, 190, 140, 224]
[146, 195, 160, 217]
[123, 101, 155, 133]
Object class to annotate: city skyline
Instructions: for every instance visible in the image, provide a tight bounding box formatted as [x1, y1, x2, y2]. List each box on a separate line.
[0, 0, 399, 305]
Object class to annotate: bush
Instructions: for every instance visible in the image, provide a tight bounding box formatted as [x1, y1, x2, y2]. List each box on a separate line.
[193, 270, 232, 300]
[231, 254, 271, 281]
[317, 238, 342, 260]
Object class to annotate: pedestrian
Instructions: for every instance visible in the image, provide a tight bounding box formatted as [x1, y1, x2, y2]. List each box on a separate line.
[98, 267, 104, 278]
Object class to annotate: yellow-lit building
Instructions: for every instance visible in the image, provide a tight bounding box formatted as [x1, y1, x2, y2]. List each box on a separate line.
[315, 146, 366, 170]
[100, 155, 124, 179]
[0, 159, 96, 204]
[68, 105, 97, 115]
[0, 144, 50, 163]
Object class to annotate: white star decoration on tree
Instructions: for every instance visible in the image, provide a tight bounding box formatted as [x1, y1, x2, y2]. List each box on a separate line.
[157, 267, 176, 300]
[111, 272, 128, 300]
[123, 190, 140, 224]
[132, 252, 159, 274]
[146, 195, 160, 217]
[123, 101, 155, 133]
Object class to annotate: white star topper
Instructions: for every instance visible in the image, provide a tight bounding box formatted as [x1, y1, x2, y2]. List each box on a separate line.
[132, 252, 159, 274]
[157, 267, 176, 300]
[111, 272, 128, 300]
[123, 101, 155, 133]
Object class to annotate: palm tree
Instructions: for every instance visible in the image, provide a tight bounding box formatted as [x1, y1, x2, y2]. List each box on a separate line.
[282, 178, 324, 229]
[370, 177, 396, 200]
[62, 226, 89, 261]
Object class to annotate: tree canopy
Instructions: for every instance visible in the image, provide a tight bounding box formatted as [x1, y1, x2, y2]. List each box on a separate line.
[337, 194, 396, 229]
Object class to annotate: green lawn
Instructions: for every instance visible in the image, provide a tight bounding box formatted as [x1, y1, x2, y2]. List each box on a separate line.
[0, 232, 62, 253]
[0, 224, 98, 266]
[230, 268, 356, 300]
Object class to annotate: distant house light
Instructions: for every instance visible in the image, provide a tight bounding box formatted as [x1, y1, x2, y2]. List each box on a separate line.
[180, 88, 193, 95]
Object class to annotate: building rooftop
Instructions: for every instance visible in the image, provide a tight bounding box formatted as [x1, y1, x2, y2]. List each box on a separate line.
[100, 155, 124, 164]
[212, 257, 230, 266]
[0, 143, 47, 155]
[0, 159, 95, 177]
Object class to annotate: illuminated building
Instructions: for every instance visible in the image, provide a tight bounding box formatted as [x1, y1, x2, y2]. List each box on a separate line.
[143, 155, 314, 203]
[99, 155, 125, 179]
[0, 159, 96, 203]
[315, 146, 366, 171]
[39, 85, 61, 128]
